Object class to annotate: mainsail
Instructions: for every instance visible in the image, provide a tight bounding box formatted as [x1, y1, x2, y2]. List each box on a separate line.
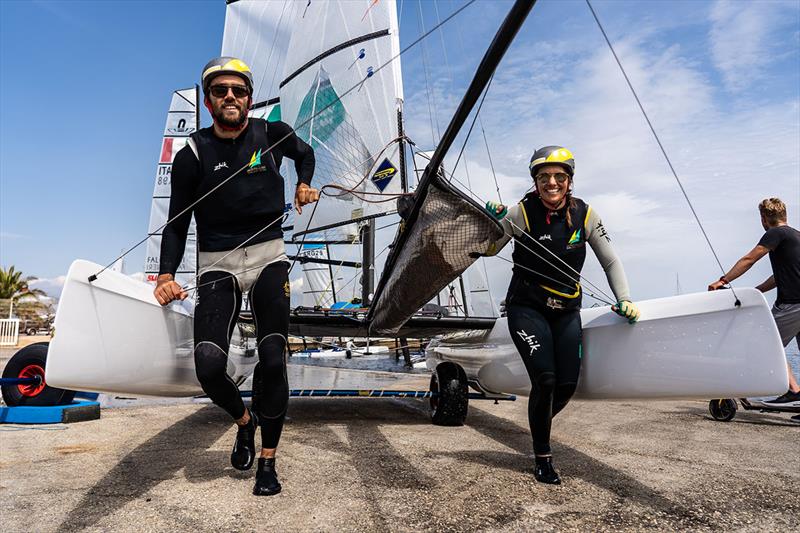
[144, 87, 199, 290]
[279, 0, 404, 241]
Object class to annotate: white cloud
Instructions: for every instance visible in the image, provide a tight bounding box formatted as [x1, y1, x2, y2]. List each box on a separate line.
[708, 0, 795, 91]
[28, 276, 67, 299]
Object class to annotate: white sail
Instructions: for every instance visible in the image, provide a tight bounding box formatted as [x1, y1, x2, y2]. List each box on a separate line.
[280, 0, 404, 240]
[144, 88, 199, 289]
[221, 0, 297, 110]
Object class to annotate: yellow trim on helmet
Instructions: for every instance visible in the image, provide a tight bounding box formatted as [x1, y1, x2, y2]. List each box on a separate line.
[540, 283, 581, 299]
[203, 59, 252, 81]
[222, 58, 251, 73]
[519, 202, 531, 232]
[530, 148, 574, 170]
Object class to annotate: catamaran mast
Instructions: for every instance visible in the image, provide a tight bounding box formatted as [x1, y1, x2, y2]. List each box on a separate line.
[361, 220, 375, 305]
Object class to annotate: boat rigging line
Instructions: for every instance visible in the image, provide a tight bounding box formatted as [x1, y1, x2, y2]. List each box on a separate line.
[87, 0, 477, 283]
[585, 0, 740, 307]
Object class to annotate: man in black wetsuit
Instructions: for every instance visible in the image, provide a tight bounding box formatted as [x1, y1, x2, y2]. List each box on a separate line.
[708, 197, 800, 404]
[154, 57, 317, 496]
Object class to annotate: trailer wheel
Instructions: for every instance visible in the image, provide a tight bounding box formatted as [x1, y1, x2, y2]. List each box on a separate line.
[430, 362, 468, 426]
[1, 343, 76, 407]
[709, 399, 737, 422]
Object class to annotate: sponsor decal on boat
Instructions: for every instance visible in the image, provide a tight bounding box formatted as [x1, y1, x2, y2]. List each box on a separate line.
[167, 118, 196, 135]
[371, 158, 397, 192]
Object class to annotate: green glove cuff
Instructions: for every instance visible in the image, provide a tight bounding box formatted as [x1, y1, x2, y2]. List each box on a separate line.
[485, 201, 507, 220]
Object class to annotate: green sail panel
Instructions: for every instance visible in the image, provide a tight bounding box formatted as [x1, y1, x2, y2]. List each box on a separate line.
[292, 67, 374, 229]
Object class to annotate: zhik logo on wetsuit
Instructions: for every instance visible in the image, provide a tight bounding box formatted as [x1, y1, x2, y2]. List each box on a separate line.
[538, 234, 552, 241]
[214, 162, 229, 172]
[595, 221, 610, 242]
[247, 149, 266, 174]
[516, 329, 541, 356]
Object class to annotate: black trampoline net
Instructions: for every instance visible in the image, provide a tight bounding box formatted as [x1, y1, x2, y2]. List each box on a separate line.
[369, 175, 504, 336]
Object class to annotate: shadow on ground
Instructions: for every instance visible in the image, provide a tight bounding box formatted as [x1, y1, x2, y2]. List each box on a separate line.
[59, 406, 237, 531]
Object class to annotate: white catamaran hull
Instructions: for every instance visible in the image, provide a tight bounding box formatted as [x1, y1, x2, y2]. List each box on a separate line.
[46, 260, 258, 397]
[426, 288, 789, 400]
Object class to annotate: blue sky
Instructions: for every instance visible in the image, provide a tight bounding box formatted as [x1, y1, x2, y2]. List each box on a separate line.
[1, 0, 799, 306]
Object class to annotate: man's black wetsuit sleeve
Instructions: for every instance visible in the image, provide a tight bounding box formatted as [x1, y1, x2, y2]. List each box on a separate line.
[159, 145, 198, 276]
[268, 120, 315, 185]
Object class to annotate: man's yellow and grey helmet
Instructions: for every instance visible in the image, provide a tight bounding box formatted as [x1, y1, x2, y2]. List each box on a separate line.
[529, 146, 575, 177]
[201, 56, 254, 93]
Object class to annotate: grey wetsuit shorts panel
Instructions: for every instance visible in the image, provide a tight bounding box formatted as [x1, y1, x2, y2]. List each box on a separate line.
[772, 302, 800, 348]
[198, 238, 288, 294]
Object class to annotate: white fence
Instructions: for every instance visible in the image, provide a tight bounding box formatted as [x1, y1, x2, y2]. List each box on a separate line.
[0, 319, 20, 346]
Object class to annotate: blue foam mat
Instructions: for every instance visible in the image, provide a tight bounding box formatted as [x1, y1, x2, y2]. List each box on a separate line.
[0, 400, 101, 424]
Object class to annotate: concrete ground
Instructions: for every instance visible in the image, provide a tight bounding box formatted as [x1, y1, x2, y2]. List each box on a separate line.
[1, 388, 798, 532]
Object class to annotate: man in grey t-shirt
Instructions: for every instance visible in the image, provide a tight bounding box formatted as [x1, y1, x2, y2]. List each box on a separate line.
[708, 198, 800, 404]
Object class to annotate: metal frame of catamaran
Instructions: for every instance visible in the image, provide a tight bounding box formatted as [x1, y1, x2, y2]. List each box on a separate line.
[40, 0, 789, 410]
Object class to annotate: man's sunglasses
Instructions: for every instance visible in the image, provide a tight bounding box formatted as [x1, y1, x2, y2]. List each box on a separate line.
[209, 85, 251, 99]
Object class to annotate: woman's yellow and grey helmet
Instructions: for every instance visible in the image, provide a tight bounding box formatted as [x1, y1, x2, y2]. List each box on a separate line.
[201, 57, 254, 93]
[529, 146, 575, 177]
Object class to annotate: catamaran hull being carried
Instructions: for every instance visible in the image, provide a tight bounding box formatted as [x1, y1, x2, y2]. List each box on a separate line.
[46, 260, 258, 397]
[426, 288, 789, 400]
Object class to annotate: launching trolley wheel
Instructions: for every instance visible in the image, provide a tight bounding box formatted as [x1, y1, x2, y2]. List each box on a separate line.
[1, 342, 76, 407]
[430, 362, 468, 426]
[708, 399, 738, 422]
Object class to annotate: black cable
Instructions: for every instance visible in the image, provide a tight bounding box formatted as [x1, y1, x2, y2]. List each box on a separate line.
[585, 0, 740, 307]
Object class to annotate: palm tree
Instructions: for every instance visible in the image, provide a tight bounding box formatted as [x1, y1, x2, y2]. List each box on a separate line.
[0, 265, 47, 317]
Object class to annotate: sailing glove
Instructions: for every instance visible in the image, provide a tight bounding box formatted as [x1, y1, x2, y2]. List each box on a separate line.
[612, 300, 640, 324]
[485, 201, 508, 220]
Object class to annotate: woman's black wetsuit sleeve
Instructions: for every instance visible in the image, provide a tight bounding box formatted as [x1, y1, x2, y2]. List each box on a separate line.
[267, 120, 315, 186]
[158, 146, 198, 276]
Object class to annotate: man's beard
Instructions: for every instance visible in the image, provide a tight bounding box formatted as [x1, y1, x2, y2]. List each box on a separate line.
[212, 101, 247, 129]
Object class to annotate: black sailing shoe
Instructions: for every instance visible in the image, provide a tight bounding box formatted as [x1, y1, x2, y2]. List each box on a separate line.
[253, 457, 282, 496]
[231, 409, 258, 471]
[534, 456, 562, 485]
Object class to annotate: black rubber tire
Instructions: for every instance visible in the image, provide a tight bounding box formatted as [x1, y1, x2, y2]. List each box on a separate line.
[26, 328, 37, 336]
[1, 343, 76, 407]
[430, 362, 468, 426]
[709, 399, 737, 421]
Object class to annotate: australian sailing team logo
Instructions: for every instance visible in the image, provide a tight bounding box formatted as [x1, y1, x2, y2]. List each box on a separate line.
[247, 149, 266, 174]
[371, 158, 397, 192]
[566, 228, 584, 249]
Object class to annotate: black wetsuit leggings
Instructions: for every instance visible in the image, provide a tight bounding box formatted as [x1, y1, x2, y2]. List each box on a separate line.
[507, 304, 582, 455]
[193, 261, 289, 449]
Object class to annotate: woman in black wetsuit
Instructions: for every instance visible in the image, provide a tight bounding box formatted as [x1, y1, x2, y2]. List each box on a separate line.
[486, 145, 640, 484]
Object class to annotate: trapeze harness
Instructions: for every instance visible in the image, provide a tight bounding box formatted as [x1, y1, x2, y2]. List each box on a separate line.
[502, 193, 629, 456]
[160, 118, 314, 448]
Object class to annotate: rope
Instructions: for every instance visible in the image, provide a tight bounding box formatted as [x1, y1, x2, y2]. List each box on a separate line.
[585, 0, 740, 307]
